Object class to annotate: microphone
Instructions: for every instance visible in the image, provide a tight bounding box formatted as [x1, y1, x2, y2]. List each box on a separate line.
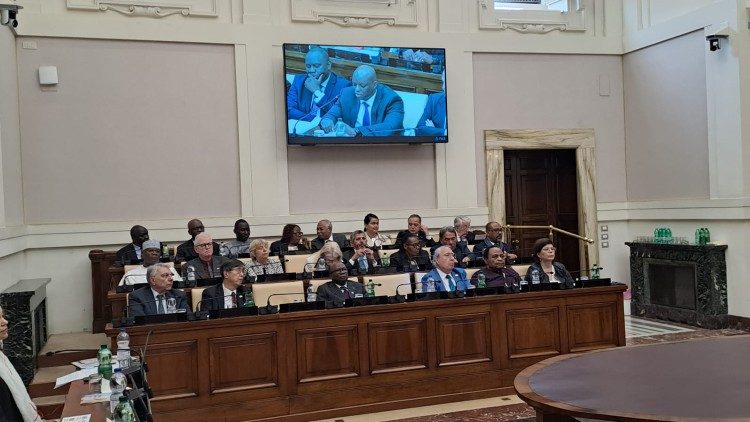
[261, 292, 306, 314]
[195, 286, 249, 313]
[291, 94, 341, 135]
[125, 291, 187, 317]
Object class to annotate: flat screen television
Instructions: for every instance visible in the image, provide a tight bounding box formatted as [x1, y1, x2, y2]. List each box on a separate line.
[283, 43, 448, 145]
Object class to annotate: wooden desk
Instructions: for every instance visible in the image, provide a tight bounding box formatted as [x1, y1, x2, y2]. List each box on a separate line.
[106, 284, 625, 421]
[514, 335, 750, 422]
[60, 380, 108, 420]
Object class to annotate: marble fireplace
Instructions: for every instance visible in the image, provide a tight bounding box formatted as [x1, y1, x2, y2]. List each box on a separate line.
[626, 242, 727, 328]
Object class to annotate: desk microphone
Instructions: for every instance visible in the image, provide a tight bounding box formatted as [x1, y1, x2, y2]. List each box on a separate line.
[291, 94, 341, 135]
[261, 292, 305, 315]
[392, 282, 413, 302]
[195, 286, 250, 313]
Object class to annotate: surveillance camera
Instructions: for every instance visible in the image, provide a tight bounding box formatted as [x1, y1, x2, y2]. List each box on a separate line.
[0, 3, 21, 28]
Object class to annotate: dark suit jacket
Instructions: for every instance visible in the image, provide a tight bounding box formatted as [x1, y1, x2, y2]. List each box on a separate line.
[116, 243, 139, 265]
[182, 256, 231, 279]
[199, 283, 250, 312]
[415, 92, 446, 136]
[343, 249, 380, 271]
[287, 72, 350, 121]
[269, 240, 310, 256]
[128, 286, 187, 317]
[473, 239, 513, 258]
[175, 239, 220, 262]
[526, 261, 575, 288]
[430, 242, 476, 264]
[322, 84, 404, 136]
[470, 266, 520, 288]
[310, 233, 349, 252]
[393, 229, 437, 249]
[315, 280, 366, 303]
[389, 249, 433, 272]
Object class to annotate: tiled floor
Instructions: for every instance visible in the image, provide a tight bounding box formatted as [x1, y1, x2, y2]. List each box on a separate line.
[313, 316, 749, 422]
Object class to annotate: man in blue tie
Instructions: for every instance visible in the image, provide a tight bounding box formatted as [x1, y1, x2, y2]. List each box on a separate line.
[128, 263, 188, 317]
[420, 246, 470, 292]
[320, 64, 404, 137]
[343, 230, 379, 273]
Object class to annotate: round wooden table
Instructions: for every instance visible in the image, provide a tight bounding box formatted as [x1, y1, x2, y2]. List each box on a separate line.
[514, 335, 750, 422]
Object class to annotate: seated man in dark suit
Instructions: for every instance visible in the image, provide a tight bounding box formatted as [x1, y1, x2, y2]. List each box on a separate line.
[415, 70, 447, 137]
[310, 219, 349, 252]
[343, 230, 379, 273]
[175, 219, 220, 262]
[473, 221, 517, 260]
[470, 247, 520, 288]
[128, 263, 188, 317]
[199, 260, 250, 312]
[430, 226, 475, 266]
[420, 246, 470, 293]
[116, 225, 149, 265]
[182, 233, 231, 280]
[393, 214, 436, 249]
[320, 64, 404, 137]
[287, 47, 350, 122]
[316, 261, 366, 304]
[389, 234, 432, 272]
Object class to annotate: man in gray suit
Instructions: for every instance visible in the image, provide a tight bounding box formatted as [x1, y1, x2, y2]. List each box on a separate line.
[128, 263, 188, 317]
[316, 261, 366, 304]
[320, 64, 404, 137]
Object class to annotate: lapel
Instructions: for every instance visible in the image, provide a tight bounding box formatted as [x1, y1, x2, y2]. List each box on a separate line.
[145, 289, 159, 315]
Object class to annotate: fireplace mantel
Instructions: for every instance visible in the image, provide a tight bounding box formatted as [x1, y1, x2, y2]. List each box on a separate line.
[626, 242, 727, 328]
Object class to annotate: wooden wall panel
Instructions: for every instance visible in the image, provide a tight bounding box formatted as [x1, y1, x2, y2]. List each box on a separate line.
[145, 340, 199, 399]
[505, 307, 560, 365]
[209, 333, 278, 394]
[566, 302, 619, 352]
[368, 319, 428, 374]
[436, 313, 492, 367]
[296, 325, 359, 382]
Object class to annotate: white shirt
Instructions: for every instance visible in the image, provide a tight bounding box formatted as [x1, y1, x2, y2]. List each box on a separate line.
[312, 73, 331, 106]
[365, 232, 388, 248]
[133, 244, 142, 259]
[355, 93, 376, 127]
[222, 284, 237, 309]
[119, 265, 183, 286]
[435, 268, 453, 292]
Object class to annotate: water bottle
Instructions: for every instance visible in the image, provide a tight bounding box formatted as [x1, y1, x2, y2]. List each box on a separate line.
[380, 254, 390, 267]
[186, 266, 196, 285]
[109, 368, 127, 415]
[97, 344, 113, 392]
[316, 258, 326, 271]
[116, 328, 130, 369]
[477, 273, 487, 288]
[161, 243, 169, 260]
[426, 277, 436, 292]
[113, 395, 136, 422]
[695, 228, 702, 245]
[335, 118, 346, 136]
[665, 228, 673, 244]
[243, 290, 255, 307]
[704, 227, 711, 244]
[366, 279, 375, 297]
[306, 286, 317, 302]
[531, 269, 540, 285]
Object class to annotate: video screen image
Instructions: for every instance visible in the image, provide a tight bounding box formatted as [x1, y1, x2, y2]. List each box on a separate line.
[284, 44, 448, 145]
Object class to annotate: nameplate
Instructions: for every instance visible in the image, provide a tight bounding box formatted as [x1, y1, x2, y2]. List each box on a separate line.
[133, 312, 189, 325]
[208, 306, 259, 319]
[280, 301, 325, 313]
[345, 296, 389, 307]
[575, 278, 612, 288]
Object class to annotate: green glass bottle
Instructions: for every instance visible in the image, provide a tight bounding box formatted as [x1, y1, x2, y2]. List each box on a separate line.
[113, 395, 136, 422]
[366, 279, 375, 297]
[97, 344, 112, 379]
[477, 273, 487, 288]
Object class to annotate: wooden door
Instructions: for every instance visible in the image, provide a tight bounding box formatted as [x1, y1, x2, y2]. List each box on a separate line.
[504, 149, 580, 274]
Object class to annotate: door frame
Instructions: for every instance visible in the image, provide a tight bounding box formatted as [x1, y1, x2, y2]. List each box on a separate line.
[484, 129, 597, 272]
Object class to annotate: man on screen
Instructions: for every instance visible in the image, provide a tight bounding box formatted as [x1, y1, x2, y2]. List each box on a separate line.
[415, 70, 447, 136]
[320, 65, 404, 137]
[287, 47, 350, 122]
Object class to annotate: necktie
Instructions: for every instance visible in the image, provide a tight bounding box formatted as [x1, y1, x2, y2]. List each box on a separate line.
[358, 256, 368, 272]
[361, 101, 370, 126]
[341, 285, 351, 299]
[231, 291, 237, 308]
[446, 274, 456, 292]
[157, 294, 165, 314]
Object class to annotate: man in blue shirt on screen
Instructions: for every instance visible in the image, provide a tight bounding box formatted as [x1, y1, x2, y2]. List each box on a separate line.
[415, 69, 447, 136]
[287, 47, 350, 122]
[320, 64, 404, 137]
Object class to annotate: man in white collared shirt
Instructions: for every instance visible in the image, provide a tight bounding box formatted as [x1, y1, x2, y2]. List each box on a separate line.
[310, 219, 349, 252]
[199, 260, 249, 312]
[420, 246, 470, 292]
[128, 263, 188, 317]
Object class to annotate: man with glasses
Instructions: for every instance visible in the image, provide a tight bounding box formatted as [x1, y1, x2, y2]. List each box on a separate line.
[175, 219, 220, 262]
[129, 263, 188, 317]
[181, 233, 230, 280]
[199, 260, 250, 312]
[389, 234, 432, 272]
[473, 221, 517, 260]
[420, 246, 470, 292]
[315, 261, 365, 304]
[430, 226, 475, 266]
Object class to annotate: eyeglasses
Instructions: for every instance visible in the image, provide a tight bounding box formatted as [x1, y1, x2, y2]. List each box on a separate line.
[541, 246, 556, 252]
[196, 243, 213, 249]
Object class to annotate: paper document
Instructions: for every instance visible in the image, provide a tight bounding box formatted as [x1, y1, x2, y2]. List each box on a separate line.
[81, 392, 111, 404]
[72, 358, 99, 369]
[61, 415, 91, 422]
[55, 367, 97, 389]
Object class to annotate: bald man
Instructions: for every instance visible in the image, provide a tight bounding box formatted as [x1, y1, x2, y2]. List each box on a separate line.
[287, 47, 351, 122]
[175, 219, 219, 262]
[320, 64, 404, 137]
